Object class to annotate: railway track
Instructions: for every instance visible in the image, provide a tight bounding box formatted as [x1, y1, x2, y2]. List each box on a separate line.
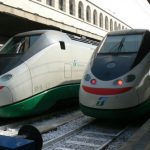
[0, 105, 148, 150]
[42, 120, 129, 150]
[0, 105, 82, 136]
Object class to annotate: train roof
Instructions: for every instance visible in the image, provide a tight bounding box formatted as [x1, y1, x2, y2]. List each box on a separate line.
[15, 30, 70, 40]
[107, 29, 150, 36]
[15, 30, 99, 46]
[15, 30, 48, 36]
[15, 30, 75, 37]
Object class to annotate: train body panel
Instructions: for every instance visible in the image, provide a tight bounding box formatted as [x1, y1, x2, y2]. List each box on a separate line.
[79, 29, 150, 119]
[0, 83, 79, 118]
[80, 87, 139, 109]
[69, 43, 94, 80]
[26, 43, 64, 95]
[0, 30, 97, 118]
[0, 87, 13, 106]
[0, 63, 32, 103]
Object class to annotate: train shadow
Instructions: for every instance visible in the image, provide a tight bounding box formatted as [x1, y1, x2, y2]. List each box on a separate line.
[0, 98, 79, 125]
[93, 112, 150, 129]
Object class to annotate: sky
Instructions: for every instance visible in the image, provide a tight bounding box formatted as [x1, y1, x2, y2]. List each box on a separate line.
[89, 0, 150, 29]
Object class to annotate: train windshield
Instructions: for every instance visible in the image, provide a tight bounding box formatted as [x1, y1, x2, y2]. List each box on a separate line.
[0, 35, 40, 54]
[99, 34, 143, 54]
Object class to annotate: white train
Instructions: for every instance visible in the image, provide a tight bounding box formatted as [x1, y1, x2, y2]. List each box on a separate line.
[0, 30, 98, 118]
[0, 44, 3, 49]
[80, 29, 150, 119]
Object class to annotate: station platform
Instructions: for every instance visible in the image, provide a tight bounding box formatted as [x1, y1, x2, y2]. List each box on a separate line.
[119, 118, 150, 150]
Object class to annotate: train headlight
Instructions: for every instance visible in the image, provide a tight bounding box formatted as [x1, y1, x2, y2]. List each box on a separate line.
[90, 79, 97, 85]
[1, 74, 12, 81]
[116, 79, 123, 86]
[84, 74, 91, 81]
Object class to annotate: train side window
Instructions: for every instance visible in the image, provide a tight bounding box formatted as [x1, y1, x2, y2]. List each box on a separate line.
[29, 35, 40, 47]
[59, 41, 66, 50]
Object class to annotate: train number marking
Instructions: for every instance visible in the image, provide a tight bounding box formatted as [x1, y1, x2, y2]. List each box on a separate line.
[96, 97, 108, 106]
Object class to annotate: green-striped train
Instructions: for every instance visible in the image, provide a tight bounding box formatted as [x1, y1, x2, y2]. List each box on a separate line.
[0, 30, 97, 118]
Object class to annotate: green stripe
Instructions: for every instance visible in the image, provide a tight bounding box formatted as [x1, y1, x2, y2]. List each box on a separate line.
[80, 98, 150, 119]
[0, 84, 79, 118]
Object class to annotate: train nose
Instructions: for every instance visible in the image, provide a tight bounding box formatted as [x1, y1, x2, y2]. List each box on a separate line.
[91, 54, 136, 81]
[0, 86, 13, 106]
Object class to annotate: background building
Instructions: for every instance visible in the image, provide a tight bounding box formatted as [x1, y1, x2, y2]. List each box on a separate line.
[0, 0, 131, 44]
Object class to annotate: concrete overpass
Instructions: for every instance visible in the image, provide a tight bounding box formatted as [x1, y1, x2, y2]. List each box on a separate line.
[0, 0, 131, 44]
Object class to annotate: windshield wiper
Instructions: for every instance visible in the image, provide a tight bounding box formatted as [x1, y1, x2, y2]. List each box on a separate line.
[107, 37, 125, 54]
[117, 37, 125, 52]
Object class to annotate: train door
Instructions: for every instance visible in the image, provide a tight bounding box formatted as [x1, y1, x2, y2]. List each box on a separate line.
[60, 41, 72, 80]
[64, 63, 72, 78]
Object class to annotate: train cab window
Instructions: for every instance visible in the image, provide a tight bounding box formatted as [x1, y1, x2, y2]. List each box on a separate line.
[59, 41, 66, 50]
[99, 34, 143, 54]
[0, 34, 41, 54]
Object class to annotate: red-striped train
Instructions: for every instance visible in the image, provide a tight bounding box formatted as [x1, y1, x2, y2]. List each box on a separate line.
[80, 29, 150, 119]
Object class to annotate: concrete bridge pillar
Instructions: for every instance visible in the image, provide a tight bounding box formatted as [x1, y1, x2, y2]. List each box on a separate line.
[55, 0, 59, 10]
[65, 0, 69, 14]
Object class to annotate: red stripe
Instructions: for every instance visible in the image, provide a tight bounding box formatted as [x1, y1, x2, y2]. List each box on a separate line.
[82, 86, 132, 95]
[0, 86, 4, 90]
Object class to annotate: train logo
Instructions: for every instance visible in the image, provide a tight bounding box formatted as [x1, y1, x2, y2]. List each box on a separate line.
[96, 97, 108, 106]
